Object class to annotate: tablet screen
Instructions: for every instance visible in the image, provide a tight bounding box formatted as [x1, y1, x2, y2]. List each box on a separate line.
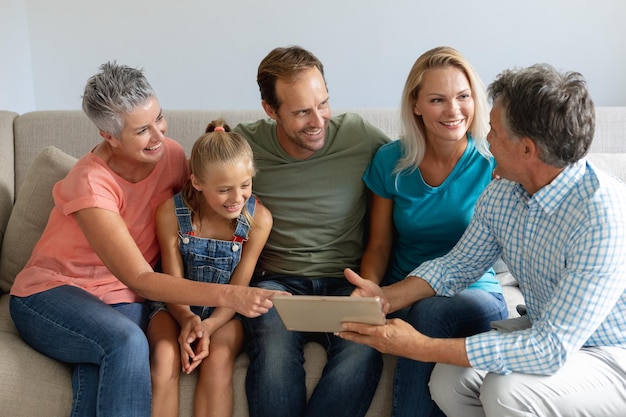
[272, 295, 386, 332]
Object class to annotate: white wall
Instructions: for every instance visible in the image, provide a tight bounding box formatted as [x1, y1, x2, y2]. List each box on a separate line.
[2, 0, 626, 113]
[0, 0, 35, 114]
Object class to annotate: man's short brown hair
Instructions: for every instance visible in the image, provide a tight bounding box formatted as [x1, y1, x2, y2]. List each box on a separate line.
[257, 46, 326, 111]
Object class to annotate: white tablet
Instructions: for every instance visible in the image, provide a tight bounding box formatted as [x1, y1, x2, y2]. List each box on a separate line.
[272, 295, 386, 332]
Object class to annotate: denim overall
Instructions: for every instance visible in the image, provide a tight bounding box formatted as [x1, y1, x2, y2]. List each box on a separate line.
[174, 192, 256, 319]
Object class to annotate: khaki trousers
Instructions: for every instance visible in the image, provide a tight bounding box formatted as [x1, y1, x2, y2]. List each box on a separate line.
[429, 346, 626, 417]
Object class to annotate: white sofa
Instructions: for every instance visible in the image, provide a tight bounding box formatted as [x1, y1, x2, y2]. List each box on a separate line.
[0, 107, 624, 417]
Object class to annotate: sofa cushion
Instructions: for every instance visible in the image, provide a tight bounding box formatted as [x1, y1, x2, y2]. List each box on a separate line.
[0, 146, 77, 292]
[0, 111, 18, 260]
[587, 153, 626, 184]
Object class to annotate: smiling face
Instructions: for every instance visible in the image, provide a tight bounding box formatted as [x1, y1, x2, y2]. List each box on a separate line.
[109, 97, 167, 163]
[99, 96, 168, 182]
[262, 67, 330, 160]
[119, 97, 167, 162]
[191, 157, 254, 221]
[414, 67, 474, 146]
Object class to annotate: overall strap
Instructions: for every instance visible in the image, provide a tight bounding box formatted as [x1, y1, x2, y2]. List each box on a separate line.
[232, 196, 257, 244]
[173, 193, 195, 235]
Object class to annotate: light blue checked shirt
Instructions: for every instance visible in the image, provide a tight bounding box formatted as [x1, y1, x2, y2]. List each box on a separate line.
[409, 159, 626, 375]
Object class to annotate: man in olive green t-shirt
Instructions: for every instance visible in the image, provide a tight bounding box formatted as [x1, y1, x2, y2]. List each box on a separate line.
[234, 46, 389, 417]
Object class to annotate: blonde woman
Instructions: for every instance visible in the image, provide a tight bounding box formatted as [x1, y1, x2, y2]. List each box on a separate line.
[358, 46, 507, 417]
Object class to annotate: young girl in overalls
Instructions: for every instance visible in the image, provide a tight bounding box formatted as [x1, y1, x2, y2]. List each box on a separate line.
[147, 120, 273, 417]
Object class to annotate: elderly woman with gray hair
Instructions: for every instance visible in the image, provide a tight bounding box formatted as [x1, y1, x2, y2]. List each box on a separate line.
[9, 62, 281, 417]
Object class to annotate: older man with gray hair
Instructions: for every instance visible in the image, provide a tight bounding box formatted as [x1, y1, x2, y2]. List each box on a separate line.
[340, 64, 626, 417]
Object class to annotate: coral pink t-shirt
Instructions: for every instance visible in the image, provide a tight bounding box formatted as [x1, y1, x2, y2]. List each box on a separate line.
[11, 138, 188, 304]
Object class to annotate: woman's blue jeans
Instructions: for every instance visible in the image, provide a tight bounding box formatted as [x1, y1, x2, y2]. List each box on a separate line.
[391, 289, 507, 417]
[10, 286, 151, 417]
[244, 275, 383, 417]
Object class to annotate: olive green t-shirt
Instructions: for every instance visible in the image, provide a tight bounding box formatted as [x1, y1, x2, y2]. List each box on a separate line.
[235, 113, 390, 278]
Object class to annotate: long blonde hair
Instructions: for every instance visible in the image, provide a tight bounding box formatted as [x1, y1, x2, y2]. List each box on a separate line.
[395, 46, 491, 174]
[182, 119, 256, 227]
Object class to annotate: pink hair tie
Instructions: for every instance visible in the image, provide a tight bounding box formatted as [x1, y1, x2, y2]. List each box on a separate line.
[213, 126, 225, 132]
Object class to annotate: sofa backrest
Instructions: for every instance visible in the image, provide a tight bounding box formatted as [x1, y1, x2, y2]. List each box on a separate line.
[0, 111, 18, 257]
[589, 107, 626, 153]
[11, 108, 403, 198]
[1, 106, 624, 291]
[11, 107, 625, 193]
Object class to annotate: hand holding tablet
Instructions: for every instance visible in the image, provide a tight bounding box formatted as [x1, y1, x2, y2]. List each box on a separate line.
[272, 295, 386, 333]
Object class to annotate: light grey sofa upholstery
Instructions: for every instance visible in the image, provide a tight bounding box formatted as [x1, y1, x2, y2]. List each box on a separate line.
[0, 107, 625, 417]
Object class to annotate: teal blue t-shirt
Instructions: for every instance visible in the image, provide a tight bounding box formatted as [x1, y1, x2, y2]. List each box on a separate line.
[363, 137, 501, 293]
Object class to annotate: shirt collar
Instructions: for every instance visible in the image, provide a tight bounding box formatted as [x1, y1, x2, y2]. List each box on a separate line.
[513, 159, 586, 213]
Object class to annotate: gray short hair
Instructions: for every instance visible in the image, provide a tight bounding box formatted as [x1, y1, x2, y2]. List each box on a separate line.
[81, 61, 157, 137]
[488, 64, 595, 168]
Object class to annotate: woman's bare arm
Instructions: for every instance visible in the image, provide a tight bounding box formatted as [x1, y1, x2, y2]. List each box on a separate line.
[73, 207, 279, 317]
